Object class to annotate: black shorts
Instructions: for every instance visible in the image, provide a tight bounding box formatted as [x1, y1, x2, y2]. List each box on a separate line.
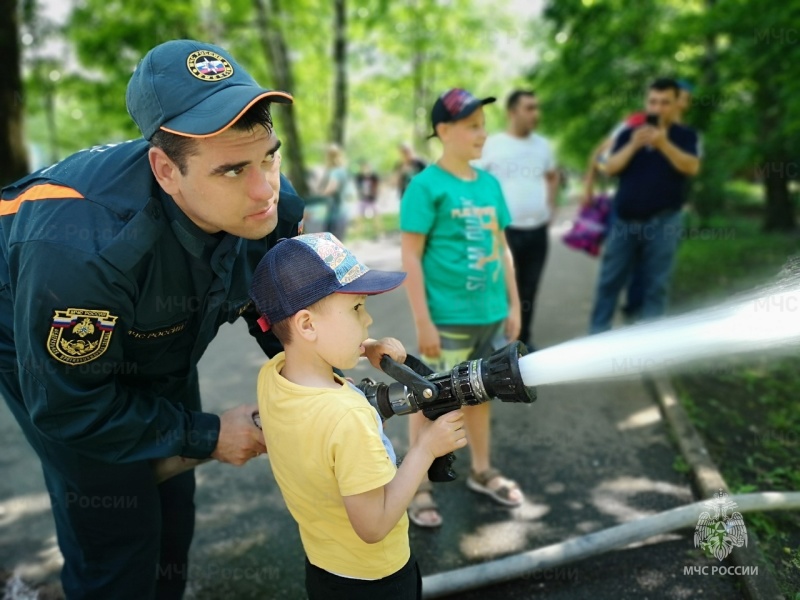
[305, 554, 421, 600]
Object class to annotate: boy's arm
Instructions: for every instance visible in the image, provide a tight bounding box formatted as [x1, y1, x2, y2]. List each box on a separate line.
[500, 231, 521, 342]
[545, 169, 559, 221]
[319, 171, 340, 196]
[582, 138, 611, 207]
[400, 232, 440, 358]
[342, 410, 466, 544]
[543, 139, 559, 221]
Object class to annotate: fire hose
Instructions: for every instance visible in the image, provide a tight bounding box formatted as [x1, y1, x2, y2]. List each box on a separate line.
[420, 491, 800, 598]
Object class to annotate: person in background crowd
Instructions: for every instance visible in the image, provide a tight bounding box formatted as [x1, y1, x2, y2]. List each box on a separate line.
[318, 143, 352, 241]
[583, 78, 695, 322]
[479, 89, 559, 352]
[394, 143, 428, 201]
[588, 78, 701, 334]
[355, 160, 382, 239]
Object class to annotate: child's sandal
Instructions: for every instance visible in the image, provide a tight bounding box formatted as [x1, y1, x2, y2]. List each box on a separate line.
[466, 467, 523, 507]
[407, 481, 442, 528]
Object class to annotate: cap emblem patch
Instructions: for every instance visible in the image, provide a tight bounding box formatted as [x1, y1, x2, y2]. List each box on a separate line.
[187, 50, 233, 81]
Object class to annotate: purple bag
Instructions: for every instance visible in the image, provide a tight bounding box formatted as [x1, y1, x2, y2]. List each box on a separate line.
[562, 195, 612, 257]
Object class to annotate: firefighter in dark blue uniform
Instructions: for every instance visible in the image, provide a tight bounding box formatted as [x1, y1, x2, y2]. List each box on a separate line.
[0, 40, 301, 599]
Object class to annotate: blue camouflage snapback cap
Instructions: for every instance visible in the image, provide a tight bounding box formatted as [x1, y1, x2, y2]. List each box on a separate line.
[250, 233, 406, 330]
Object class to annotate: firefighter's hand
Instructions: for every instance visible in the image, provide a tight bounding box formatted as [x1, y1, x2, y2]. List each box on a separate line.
[212, 404, 267, 466]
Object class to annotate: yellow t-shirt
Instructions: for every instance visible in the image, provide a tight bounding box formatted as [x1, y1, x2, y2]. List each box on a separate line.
[257, 352, 410, 579]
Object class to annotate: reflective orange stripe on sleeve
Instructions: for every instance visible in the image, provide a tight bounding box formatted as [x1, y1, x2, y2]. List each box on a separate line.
[0, 184, 84, 217]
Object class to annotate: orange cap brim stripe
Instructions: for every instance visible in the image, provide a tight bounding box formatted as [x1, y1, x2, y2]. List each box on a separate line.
[0, 184, 84, 217]
[160, 91, 295, 139]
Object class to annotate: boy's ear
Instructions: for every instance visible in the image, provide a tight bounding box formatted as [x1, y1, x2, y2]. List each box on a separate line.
[293, 309, 317, 341]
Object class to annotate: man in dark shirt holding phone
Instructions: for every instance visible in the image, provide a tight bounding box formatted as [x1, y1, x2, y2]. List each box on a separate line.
[589, 78, 701, 333]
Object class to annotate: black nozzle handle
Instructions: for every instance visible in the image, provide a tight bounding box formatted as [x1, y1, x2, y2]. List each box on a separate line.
[428, 453, 457, 482]
[378, 355, 457, 482]
[421, 389, 458, 482]
[377, 354, 458, 482]
[379, 355, 439, 403]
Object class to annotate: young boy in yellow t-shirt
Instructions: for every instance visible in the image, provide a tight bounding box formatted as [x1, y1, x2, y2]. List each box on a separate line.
[249, 232, 467, 599]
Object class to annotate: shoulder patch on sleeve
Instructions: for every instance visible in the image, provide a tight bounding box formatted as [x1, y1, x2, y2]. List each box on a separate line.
[47, 308, 118, 365]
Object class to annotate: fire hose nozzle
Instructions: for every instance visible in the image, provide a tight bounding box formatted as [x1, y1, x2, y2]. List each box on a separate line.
[358, 341, 535, 482]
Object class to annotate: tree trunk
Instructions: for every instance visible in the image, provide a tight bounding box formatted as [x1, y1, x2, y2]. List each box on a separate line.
[0, 0, 29, 186]
[43, 79, 58, 165]
[695, 0, 717, 133]
[761, 159, 796, 232]
[755, 79, 796, 232]
[688, 0, 719, 227]
[253, 0, 309, 199]
[409, 0, 427, 153]
[411, 49, 427, 152]
[329, 0, 347, 146]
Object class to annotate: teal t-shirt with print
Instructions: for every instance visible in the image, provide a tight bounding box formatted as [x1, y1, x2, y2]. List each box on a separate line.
[400, 164, 512, 325]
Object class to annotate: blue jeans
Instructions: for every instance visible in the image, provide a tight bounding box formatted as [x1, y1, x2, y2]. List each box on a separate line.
[606, 210, 645, 319]
[589, 210, 683, 334]
[623, 266, 646, 318]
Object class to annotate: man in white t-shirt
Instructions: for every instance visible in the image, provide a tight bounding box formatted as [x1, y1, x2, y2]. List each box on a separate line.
[479, 90, 559, 351]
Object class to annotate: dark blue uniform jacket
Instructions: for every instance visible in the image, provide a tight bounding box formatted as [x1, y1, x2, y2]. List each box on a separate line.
[0, 139, 303, 464]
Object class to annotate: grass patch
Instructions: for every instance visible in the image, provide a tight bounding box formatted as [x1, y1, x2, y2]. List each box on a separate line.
[670, 213, 800, 596]
[723, 180, 764, 210]
[346, 212, 400, 241]
[671, 214, 798, 311]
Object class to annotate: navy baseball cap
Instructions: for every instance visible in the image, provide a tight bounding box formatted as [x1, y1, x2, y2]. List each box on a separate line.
[250, 233, 406, 330]
[126, 39, 293, 140]
[429, 88, 496, 138]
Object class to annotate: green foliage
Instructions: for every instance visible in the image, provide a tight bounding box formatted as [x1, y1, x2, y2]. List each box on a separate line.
[345, 0, 523, 169]
[746, 511, 780, 538]
[672, 454, 691, 474]
[531, 0, 800, 226]
[20, 0, 531, 178]
[17, 0, 800, 229]
[345, 212, 400, 241]
[531, 0, 686, 166]
[790, 546, 800, 571]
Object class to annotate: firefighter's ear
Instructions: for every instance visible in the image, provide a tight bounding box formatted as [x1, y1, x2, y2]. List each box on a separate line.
[148, 147, 181, 196]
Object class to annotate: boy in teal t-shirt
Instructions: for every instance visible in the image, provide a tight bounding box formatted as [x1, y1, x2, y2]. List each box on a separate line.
[400, 88, 525, 528]
[401, 166, 512, 325]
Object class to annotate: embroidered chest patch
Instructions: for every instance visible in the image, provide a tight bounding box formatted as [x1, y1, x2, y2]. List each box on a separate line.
[47, 308, 118, 365]
[127, 320, 188, 340]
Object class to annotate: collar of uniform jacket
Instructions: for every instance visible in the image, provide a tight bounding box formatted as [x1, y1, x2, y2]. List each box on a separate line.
[159, 187, 229, 260]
